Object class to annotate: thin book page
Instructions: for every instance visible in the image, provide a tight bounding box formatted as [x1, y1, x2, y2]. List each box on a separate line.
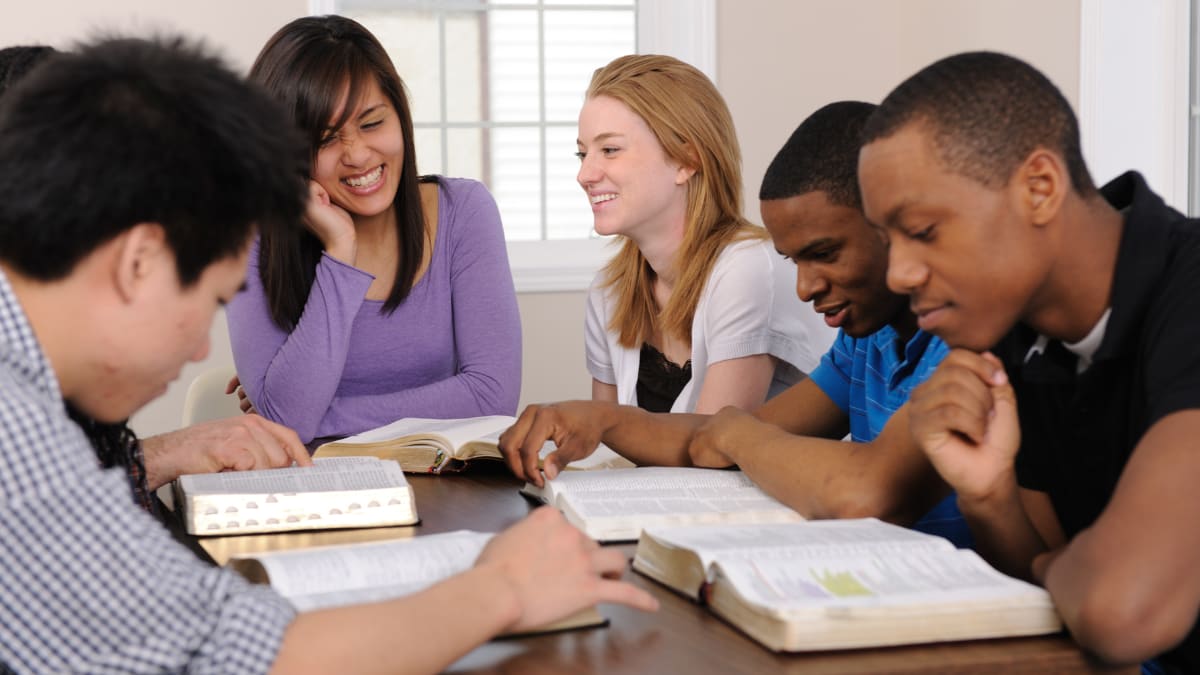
[539, 467, 798, 520]
[539, 466, 763, 495]
[713, 548, 1051, 614]
[246, 530, 492, 611]
[178, 456, 409, 495]
[335, 415, 516, 448]
[642, 519, 953, 570]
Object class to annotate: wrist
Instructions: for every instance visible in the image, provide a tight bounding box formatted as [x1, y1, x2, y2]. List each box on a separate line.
[470, 561, 524, 631]
[324, 236, 357, 265]
[597, 400, 627, 437]
[139, 436, 170, 491]
[955, 470, 1021, 520]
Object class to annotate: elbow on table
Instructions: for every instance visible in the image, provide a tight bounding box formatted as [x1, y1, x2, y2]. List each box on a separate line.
[1067, 581, 1194, 666]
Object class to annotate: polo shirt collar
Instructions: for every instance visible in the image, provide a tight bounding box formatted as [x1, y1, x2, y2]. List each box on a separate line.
[873, 323, 936, 389]
[1093, 171, 1181, 364]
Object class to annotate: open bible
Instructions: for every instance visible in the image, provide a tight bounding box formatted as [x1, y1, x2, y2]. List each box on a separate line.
[312, 415, 633, 474]
[520, 467, 804, 542]
[633, 519, 1062, 652]
[229, 530, 605, 634]
[174, 456, 417, 536]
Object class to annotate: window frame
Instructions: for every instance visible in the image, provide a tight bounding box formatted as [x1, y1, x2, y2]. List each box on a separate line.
[1078, 0, 1192, 214]
[309, 0, 717, 291]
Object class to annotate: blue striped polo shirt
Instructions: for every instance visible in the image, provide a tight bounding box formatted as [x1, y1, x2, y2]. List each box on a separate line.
[810, 325, 972, 548]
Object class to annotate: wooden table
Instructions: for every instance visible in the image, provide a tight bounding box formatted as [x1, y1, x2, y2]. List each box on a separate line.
[192, 468, 1136, 675]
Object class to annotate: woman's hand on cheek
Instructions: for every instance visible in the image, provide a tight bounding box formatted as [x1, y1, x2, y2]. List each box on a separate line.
[304, 180, 357, 264]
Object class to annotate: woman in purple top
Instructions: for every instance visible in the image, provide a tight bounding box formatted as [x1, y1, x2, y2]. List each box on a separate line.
[227, 16, 521, 444]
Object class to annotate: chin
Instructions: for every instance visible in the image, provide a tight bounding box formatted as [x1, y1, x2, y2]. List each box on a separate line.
[592, 222, 623, 238]
[937, 329, 997, 353]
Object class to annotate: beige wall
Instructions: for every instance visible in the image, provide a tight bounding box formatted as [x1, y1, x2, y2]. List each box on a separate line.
[3, 0, 1083, 436]
[721, 0, 1082, 227]
[0, 0, 306, 71]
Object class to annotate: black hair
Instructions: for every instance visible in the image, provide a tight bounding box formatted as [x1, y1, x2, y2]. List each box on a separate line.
[861, 51, 1095, 194]
[0, 36, 308, 286]
[759, 100, 877, 208]
[249, 15, 429, 329]
[0, 45, 57, 96]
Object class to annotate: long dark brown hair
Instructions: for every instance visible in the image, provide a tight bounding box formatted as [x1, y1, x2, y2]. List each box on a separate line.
[249, 15, 428, 329]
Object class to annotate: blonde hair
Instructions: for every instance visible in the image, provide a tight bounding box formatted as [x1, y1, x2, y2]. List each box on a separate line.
[589, 54, 763, 348]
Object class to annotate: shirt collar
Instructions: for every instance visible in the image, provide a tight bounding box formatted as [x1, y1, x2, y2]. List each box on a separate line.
[0, 267, 62, 406]
[1094, 171, 1180, 362]
[1062, 307, 1111, 372]
[874, 324, 936, 389]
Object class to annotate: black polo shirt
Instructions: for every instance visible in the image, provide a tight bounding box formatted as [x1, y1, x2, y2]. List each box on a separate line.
[996, 171, 1200, 672]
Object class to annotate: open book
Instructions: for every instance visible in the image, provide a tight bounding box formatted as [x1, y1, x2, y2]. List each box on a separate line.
[230, 530, 605, 634]
[521, 467, 804, 542]
[313, 415, 634, 474]
[174, 456, 417, 536]
[633, 519, 1062, 652]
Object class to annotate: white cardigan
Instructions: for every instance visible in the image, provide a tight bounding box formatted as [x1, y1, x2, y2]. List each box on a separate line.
[585, 238, 836, 412]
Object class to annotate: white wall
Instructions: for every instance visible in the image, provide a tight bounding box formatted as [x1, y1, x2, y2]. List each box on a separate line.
[3, 0, 1088, 437]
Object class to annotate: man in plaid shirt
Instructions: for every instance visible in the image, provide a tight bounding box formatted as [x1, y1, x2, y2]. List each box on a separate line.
[0, 35, 655, 674]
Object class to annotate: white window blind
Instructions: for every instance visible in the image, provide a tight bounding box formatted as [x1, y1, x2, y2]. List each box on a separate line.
[312, 0, 715, 289]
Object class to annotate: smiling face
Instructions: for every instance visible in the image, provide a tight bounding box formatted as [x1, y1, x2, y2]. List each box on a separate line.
[762, 190, 907, 338]
[311, 77, 404, 220]
[858, 122, 1051, 351]
[576, 95, 693, 239]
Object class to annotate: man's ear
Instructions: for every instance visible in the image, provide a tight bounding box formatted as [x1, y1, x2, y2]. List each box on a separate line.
[113, 223, 168, 303]
[1019, 149, 1068, 227]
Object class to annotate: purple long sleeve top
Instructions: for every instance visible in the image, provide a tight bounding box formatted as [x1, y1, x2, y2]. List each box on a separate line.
[227, 176, 522, 443]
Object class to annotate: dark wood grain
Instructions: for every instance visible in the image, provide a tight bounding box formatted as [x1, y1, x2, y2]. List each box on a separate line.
[192, 469, 1137, 675]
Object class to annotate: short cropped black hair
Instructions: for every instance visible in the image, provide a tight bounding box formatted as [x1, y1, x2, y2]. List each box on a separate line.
[0, 37, 308, 286]
[760, 101, 876, 208]
[0, 45, 56, 96]
[861, 51, 1094, 194]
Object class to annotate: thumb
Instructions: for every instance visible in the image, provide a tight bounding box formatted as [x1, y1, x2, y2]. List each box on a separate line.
[986, 379, 1021, 453]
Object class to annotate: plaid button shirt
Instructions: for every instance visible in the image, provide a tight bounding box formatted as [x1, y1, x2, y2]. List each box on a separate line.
[0, 270, 295, 673]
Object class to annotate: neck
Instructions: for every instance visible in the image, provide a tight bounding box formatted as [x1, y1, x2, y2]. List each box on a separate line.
[1024, 192, 1124, 343]
[631, 216, 686, 291]
[353, 204, 400, 251]
[889, 308, 919, 344]
[1, 263, 89, 401]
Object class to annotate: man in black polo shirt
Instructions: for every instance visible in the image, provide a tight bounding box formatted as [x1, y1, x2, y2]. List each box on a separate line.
[857, 51, 1200, 673]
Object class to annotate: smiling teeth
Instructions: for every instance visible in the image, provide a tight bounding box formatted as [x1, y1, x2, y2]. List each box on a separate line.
[346, 166, 383, 188]
[590, 193, 616, 204]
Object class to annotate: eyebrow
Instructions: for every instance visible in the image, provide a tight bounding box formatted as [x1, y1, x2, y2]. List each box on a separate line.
[792, 237, 840, 258]
[879, 198, 914, 229]
[324, 103, 389, 134]
[356, 103, 387, 121]
[576, 132, 625, 146]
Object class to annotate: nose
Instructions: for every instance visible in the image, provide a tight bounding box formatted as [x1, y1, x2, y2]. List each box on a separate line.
[886, 238, 928, 295]
[340, 131, 370, 167]
[577, 151, 600, 188]
[794, 264, 828, 303]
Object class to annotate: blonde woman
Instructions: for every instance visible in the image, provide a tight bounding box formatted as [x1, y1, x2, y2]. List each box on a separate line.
[578, 55, 834, 414]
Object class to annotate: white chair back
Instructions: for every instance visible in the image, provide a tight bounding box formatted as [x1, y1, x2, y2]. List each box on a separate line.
[181, 365, 241, 426]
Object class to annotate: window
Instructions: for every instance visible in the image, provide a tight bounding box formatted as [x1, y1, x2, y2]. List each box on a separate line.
[311, 0, 716, 289]
[1078, 0, 1191, 214]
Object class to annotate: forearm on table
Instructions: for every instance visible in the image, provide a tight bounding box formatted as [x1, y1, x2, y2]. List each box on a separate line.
[271, 564, 519, 675]
[599, 406, 707, 466]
